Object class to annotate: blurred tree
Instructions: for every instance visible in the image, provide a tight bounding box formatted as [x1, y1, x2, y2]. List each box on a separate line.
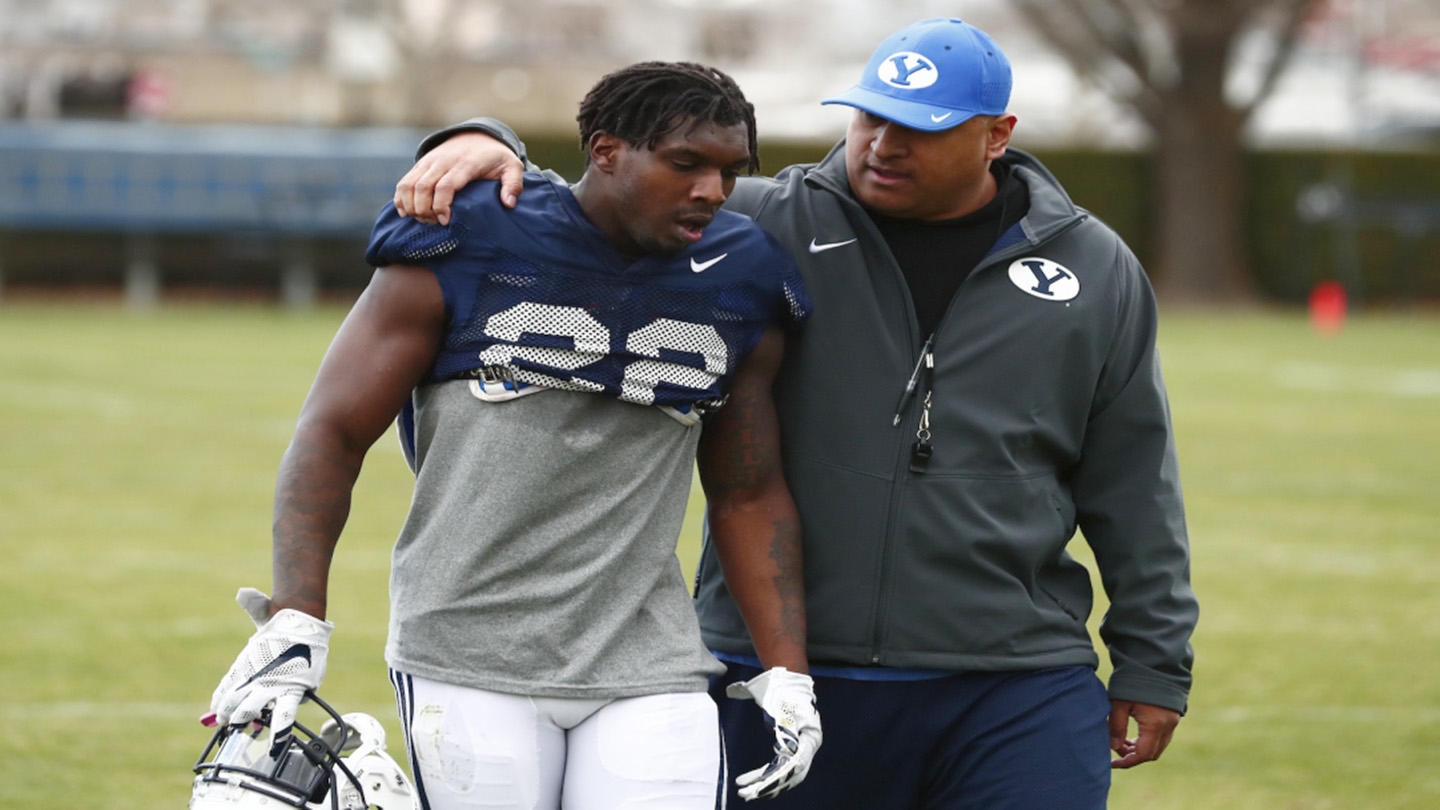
[387, 0, 458, 126]
[1012, 0, 1326, 303]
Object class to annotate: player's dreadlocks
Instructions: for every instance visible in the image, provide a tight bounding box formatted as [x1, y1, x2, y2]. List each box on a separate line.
[576, 61, 760, 173]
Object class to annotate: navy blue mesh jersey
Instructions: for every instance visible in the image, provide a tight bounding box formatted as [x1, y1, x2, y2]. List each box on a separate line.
[365, 173, 811, 416]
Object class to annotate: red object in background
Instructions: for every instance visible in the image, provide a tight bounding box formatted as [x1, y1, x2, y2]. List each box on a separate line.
[1309, 280, 1347, 335]
[127, 68, 171, 120]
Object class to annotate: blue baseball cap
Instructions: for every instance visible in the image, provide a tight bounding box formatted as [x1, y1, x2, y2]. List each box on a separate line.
[822, 18, 1012, 132]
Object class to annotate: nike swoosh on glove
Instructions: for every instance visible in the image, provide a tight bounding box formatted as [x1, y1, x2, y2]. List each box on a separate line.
[725, 667, 823, 801]
[209, 587, 332, 756]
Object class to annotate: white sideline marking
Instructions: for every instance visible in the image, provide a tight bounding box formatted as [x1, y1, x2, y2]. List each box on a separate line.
[0, 701, 198, 719]
[0, 700, 397, 720]
[1277, 363, 1440, 398]
[1212, 706, 1440, 723]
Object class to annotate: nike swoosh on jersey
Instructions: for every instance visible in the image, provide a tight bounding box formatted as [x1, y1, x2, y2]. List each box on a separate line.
[241, 644, 312, 688]
[691, 253, 728, 273]
[808, 238, 858, 254]
[931, 112, 953, 123]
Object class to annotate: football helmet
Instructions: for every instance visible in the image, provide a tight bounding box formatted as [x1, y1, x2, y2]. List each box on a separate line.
[191, 690, 417, 810]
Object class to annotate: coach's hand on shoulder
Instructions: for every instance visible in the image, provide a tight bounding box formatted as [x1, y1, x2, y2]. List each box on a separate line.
[725, 667, 823, 801]
[394, 131, 526, 224]
[207, 587, 332, 756]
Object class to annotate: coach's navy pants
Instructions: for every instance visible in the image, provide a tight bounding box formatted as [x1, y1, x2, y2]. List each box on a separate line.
[711, 663, 1111, 810]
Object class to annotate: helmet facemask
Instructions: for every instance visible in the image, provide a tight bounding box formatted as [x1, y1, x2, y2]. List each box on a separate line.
[191, 691, 413, 810]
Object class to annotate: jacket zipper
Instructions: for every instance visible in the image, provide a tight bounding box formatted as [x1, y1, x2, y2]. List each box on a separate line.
[865, 224, 1079, 663]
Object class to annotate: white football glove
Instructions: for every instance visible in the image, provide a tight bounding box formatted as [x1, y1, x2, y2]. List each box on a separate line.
[725, 667, 823, 801]
[208, 587, 332, 755]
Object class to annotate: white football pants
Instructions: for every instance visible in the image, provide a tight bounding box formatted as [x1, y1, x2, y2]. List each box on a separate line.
[391, 671, 725, 810]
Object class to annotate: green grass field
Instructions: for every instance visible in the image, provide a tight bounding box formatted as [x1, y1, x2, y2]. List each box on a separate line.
[1, 302, 1437, 809]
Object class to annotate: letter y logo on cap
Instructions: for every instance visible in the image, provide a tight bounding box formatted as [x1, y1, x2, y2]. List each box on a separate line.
[879, 52, 939, 89]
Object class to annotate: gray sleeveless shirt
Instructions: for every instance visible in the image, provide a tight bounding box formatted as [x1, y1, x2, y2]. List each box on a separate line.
[384, 381, 724, 698]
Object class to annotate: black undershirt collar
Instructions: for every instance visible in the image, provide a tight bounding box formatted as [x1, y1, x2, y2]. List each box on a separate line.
[871, 162, 1029, 337]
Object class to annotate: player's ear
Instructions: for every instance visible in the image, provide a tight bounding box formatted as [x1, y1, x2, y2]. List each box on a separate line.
[588, 132, 624, 173]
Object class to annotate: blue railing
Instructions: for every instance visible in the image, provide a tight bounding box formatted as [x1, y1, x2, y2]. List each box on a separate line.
[0, 121, 423, 235]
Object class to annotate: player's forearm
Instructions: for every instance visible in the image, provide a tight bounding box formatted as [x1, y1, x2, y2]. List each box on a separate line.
[268, 425, 366, 620]
[708, 497, 808, 672]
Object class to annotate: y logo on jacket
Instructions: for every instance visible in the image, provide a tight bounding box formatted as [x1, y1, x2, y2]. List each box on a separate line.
[1008, 258, 1080, 302]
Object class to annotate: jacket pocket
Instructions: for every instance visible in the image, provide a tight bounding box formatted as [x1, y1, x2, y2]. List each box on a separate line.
[883, 474, 1093, 658]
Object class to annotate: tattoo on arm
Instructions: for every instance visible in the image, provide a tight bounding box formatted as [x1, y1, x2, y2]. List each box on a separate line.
[703, 379, 781, 495]
[770, 514, 805, 642]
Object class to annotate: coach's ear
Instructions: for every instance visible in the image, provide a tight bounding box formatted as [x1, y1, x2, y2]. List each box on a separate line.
[587, 131, 624, 174]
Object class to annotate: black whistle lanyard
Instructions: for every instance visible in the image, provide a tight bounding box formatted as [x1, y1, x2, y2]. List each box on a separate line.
[893, 334, 936, 474]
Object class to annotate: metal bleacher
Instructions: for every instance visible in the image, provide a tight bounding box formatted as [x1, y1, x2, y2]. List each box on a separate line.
[0, 120, 425, 304]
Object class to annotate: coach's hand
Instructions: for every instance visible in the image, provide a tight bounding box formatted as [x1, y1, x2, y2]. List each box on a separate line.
[725, 667, 823, 801]
[394, 131, 526, 224]
[1109, 699, 1180, 769]
[208, 588, 332, 756]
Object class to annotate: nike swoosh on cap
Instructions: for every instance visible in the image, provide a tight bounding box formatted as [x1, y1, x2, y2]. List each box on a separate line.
[931, 112, 953, 122]
[691, 253, 728, 273]
[808, 238, 857, 253]
[241, 644, 311, 688]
